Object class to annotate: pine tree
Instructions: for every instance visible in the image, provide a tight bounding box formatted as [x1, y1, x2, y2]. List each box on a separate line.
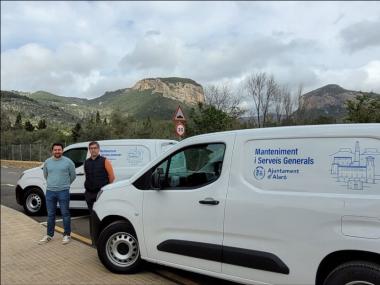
[24, 120, 34, 132]
[37, 119, 47, 129]
[14, 113, 23, 129]
[96, 111, 101, 124]
[71, 123, 82, 142]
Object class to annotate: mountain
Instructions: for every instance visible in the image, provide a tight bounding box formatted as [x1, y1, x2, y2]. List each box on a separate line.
[1, 90, 81, 125]
[300, 84, 380, 120]
[1, 77, 205, 126]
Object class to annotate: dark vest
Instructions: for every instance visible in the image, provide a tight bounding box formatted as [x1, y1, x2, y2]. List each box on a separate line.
[84, 156, 109, 192]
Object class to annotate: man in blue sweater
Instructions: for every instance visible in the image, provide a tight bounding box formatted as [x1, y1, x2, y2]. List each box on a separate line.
[39, 143, 76, 245]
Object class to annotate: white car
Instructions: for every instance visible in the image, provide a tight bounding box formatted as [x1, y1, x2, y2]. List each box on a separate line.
[15, 139, 177, 215]
[91, 124, 380, 285]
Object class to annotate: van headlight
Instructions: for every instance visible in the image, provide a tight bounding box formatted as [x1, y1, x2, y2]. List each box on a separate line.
[18, 172, 25, 180]
[96, 189, 103, 201]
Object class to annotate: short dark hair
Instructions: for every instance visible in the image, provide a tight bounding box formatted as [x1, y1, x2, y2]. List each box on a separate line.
[51, 143, 64, 150]
[88, 141, 100, 148]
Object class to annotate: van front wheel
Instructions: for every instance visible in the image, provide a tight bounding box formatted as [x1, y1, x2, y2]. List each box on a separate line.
[323, 261, 380, 285]
[23, 187, 46, 216]
[97, 221, 142, 274]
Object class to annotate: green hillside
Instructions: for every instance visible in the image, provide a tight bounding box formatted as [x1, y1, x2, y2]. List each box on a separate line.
[1, 90, 81, 125]
[30, 90, 88, 104]
[90, 89, 191, 120]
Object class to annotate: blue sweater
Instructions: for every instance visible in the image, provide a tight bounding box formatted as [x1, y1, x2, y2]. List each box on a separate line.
[43, 156, 76, 191]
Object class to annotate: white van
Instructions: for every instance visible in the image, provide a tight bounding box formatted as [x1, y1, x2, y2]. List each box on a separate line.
[91, 124, 380, 285]
[15, 139, 177, 215]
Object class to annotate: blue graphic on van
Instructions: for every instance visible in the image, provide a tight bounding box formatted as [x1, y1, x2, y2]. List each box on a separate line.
[254, 166, 265, 180]
[330, 141, 379, 190]
[127, 147, 145, 166]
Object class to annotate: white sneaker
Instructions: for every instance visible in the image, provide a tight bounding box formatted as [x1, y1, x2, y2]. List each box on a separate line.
[38, 235, 52, 244]
[62, 235, 71, 245]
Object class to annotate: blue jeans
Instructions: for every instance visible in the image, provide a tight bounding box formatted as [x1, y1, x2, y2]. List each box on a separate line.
[46, 189, 71, 237]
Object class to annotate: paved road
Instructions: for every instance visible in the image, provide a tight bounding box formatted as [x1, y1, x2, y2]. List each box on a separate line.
[1, 165, 238, 285]
[1, 165, 90, 236]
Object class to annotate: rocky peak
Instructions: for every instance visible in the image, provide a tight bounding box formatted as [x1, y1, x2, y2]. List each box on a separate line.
[131, 77, 205, 105]
[301, 84, 356, 110]
[306, 84, 347, 97]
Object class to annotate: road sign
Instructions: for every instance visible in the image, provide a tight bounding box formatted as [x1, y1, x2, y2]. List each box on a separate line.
[173, 106, 186, 122]
[175, 122, 185, 137]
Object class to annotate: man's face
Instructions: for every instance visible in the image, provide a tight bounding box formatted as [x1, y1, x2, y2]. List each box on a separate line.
[52, 146, 63, 159]
[89, 144, 100, 158]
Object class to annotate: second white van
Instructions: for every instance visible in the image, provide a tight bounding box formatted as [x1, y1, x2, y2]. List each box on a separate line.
[15, 139, 177, 215]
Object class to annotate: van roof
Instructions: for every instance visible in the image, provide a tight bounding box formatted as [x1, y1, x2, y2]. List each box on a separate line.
[65, 139, 177, 149]
[180, 123, 380, 142]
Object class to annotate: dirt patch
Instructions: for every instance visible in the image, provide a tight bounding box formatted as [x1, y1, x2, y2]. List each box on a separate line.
[1, 160, 42, 169]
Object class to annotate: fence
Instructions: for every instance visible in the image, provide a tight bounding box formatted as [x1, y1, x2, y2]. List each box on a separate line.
[0, 143, 67, 162]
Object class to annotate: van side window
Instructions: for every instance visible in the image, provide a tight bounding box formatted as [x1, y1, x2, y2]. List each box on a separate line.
[160, 143, 225, 189]
[63, 148, 88, 168]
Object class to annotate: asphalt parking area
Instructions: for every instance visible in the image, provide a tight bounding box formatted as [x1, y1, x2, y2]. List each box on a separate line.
[1, 164, 238, 285]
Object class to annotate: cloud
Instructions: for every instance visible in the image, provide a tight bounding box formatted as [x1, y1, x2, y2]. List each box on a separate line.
[145, 30, 161, 36]
[340, 19, 380, 52]
[1, 42, 111, 97]
[1, 2, 380, 98]
[119, 36, 181, 71]
[313, 60, 380, 92]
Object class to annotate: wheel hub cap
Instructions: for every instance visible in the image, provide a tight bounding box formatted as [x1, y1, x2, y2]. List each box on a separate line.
[106, 232, 139, 267]
[26, 193, 42, 212]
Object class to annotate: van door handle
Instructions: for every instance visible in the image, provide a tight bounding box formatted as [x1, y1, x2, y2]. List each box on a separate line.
[76, 173, 84, 176]
[199, 198, 219, 205]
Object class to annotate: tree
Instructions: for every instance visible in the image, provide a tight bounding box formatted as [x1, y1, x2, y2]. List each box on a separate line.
[95, 111, 101, 124]
[346, 94, 380, 123]
[136, 117, 153, 138]
[1, 110, 12, 131]
[14, 113, 23, 129]
[245, 72, 278, 128]
[37, 119, 47, 130]
[283, 87, 296, 123]
[110, 109, 130, 138]
[261, 75, 277, 127]
[188, 103, 235, 135]
[245, 72, 266, 127]
[294, 84, 306, 124]
[204, 84, 244, 118]
[71, 123, 82, 142]
[24, 120, 34, 132]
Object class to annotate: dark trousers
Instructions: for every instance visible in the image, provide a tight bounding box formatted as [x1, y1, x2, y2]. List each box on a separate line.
[85, 190, 99, 246]
[84, 190, 99, 214]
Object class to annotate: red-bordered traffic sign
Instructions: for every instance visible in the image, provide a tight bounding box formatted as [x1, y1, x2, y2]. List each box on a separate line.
[175, 122, 185, 137]
[172, 105, 186, 122]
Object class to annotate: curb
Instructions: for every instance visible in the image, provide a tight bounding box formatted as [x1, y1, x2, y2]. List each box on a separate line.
[54, 225, 93, 245]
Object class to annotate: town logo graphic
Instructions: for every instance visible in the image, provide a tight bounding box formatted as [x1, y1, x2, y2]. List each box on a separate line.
[330, 141, 379, 190]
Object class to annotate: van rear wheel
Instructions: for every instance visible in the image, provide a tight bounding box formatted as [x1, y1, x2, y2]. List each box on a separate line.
[97, 221, 142, 274]
[323, 261, 380, 285]
[23, 187, 46, 216]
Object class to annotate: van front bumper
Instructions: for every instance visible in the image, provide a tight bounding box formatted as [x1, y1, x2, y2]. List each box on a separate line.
[15, 185, 24, 205]
[90, 210, 101, 246]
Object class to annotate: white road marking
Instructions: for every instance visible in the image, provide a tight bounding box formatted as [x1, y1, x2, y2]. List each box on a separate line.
[1, 183, 15, 187]
[39, 215, 89, 225]
[2, 165, 9, 168]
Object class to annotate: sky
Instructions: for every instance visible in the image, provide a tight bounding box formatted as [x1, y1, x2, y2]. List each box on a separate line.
[1, 1, 380, 99]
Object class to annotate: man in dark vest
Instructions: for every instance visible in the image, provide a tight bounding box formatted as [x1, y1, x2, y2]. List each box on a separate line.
[84, 141, 115, 214]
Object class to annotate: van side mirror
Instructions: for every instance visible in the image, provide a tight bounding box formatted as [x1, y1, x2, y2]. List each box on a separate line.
[151, 168, 164, 190]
